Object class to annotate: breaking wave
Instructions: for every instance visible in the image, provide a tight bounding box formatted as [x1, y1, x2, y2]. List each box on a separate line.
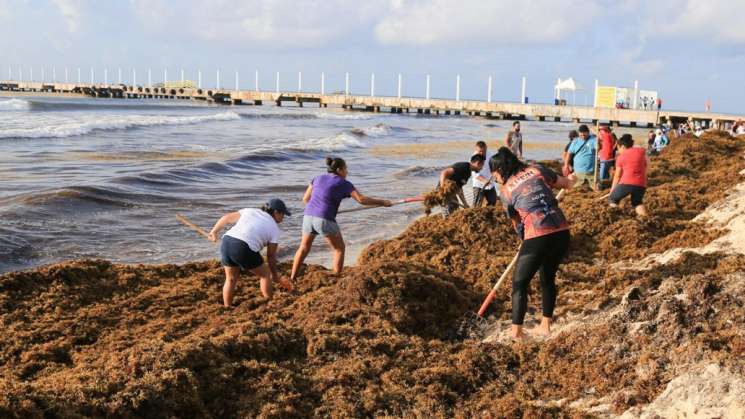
[0, 98, 31, 111]
[0, 111, 241, 139]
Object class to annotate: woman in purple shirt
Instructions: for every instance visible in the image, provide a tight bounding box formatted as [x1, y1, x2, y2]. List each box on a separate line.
[290, 157, 391, 281]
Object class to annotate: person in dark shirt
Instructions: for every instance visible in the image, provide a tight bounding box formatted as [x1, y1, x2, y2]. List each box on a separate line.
[490, 146, 575, 340]
[437, 154, 485, 217]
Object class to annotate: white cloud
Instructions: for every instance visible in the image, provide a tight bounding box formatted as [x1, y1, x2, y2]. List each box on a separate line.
[643, 0, 745, 44]
[125, 0, 745, 51]
[373, 0, 602, 46]
[130, 0, 386, 48]
[51, 0, 83, 33]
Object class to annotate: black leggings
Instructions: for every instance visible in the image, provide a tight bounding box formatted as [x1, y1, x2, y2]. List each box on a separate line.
[512, 230, 570, 325]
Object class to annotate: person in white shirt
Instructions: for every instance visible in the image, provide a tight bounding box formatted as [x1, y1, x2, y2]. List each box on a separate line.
[208, 198, 293, 306]
[471, 141, 497, 206]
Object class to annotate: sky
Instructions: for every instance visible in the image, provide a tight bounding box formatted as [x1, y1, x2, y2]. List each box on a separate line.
[0, 0, 744, 113]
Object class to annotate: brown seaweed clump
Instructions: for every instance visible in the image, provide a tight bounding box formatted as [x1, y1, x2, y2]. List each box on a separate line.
[1, 132, 744, 417]
[422, 179, 459, 215]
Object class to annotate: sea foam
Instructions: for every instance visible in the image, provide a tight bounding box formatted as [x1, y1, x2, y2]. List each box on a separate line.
[0, 111, 240, 139]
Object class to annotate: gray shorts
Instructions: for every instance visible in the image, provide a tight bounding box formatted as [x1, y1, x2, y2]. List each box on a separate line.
[302, 215, 340, 236]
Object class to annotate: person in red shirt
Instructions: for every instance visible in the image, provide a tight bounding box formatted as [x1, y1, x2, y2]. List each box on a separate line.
[596, 124, 616, 190]
[490, 147, 576, 340]
[609, 134, 649, 217]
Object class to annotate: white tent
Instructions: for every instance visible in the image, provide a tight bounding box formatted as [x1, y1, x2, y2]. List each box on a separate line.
[554, 78, 585, 105]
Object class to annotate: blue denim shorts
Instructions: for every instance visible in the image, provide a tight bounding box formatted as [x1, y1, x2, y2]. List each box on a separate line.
[302, 215, 340, 236]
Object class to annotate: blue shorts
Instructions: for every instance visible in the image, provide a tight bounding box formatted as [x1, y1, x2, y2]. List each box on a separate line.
[220, 235, 263, 271]
[302, 215, 340, 236]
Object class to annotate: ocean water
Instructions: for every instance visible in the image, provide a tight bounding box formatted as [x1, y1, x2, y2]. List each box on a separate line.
[0, 96, 574, 273]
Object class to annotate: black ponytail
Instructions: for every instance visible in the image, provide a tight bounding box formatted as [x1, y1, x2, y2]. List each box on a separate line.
[326, 156, 347, 174]
[489, 147, 527, 184]
[260, 204, 276, 216]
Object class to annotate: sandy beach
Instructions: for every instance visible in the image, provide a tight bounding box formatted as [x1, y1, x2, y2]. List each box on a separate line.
[1, 131, 743, 417]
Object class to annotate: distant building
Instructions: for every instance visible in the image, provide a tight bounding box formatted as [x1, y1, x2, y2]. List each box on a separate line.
[595, 85, 659, 110]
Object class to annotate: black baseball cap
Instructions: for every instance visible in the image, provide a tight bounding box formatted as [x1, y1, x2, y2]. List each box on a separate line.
[267, 198, 291, 216]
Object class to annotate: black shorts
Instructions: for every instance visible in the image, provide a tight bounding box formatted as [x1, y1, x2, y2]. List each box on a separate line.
[473, 187, 498, 206]
[220, 235, 264, 271]
[609, 184, 646, 207]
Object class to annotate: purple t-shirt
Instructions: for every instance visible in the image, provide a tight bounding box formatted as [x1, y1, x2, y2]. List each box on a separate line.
[304, 174, 356, 221]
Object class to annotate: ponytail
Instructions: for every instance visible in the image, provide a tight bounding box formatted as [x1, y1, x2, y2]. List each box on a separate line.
[260, 204, 276, 216]
[326, 156, 347, 174]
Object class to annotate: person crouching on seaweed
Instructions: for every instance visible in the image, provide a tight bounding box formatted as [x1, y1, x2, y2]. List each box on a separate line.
[290, 157, 392, 281]
[490, 147, 576, 340]
[437, 154, 486, 217]
[208, 199, 294, 307]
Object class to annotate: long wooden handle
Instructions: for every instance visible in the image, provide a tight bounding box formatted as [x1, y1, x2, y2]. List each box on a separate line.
[477, 187, 568, 317]
[337, 196, 425, 214]
[477, 252, 519, 316]
[176, 214, 213, 242]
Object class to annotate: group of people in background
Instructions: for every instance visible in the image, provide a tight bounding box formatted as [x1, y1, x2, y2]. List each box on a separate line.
[731, 119, 745, 136]
[677, 120, 705, 138]
[437, 122, 651, 338]
[647, 128, 670, 154]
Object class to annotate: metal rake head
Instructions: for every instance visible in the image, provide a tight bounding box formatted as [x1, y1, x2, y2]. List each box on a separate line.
[448, 311, 491, 341]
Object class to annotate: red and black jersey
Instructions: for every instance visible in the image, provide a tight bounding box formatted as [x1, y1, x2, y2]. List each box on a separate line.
[499, 165, 569, 240]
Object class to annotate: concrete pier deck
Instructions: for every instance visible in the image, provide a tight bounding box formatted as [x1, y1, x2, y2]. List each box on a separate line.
[1, 80, 741, 129]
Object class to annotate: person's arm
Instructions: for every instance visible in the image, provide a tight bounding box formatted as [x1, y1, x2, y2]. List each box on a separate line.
[506, 205, 523, 240]
[474, 173, 491, 184]
[504, 132, 512, 148]
[302, 184, 313, 204]
[611, 164, 622, 191]
[208, 211, 241, 242]
[266, 243, 280, 281]
[518, 138, 523, 157]
[553, 174, 576, 189]
[566, 141, 579, 171]
[439, 167, 455, 187]
[351, 190, 392, 207]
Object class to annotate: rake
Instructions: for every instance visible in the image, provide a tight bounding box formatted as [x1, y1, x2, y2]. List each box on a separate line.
[452, 188, 568, 340]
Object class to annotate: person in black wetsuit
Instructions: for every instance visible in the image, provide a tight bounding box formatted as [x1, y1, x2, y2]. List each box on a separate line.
[490, 147, 576, 340]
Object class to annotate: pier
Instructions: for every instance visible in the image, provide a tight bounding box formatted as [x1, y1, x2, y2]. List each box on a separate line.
[1, 80, 742, 130]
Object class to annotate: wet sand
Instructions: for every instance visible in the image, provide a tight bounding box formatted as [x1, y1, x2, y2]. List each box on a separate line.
[370, 139, 564, 158]
[1, 132, 744, 417]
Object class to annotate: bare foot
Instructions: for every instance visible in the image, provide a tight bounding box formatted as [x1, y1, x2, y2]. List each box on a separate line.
[528, 326, 551, 337]
[508, 325, 530, 342]
[529, 317, 552, 337]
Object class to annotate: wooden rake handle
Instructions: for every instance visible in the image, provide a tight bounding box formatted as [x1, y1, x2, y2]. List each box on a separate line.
[337, 196, 425, 214]
[176, 214, 216, 245]
[476, 188, 567, 317]
[478, 252, 519, 316]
